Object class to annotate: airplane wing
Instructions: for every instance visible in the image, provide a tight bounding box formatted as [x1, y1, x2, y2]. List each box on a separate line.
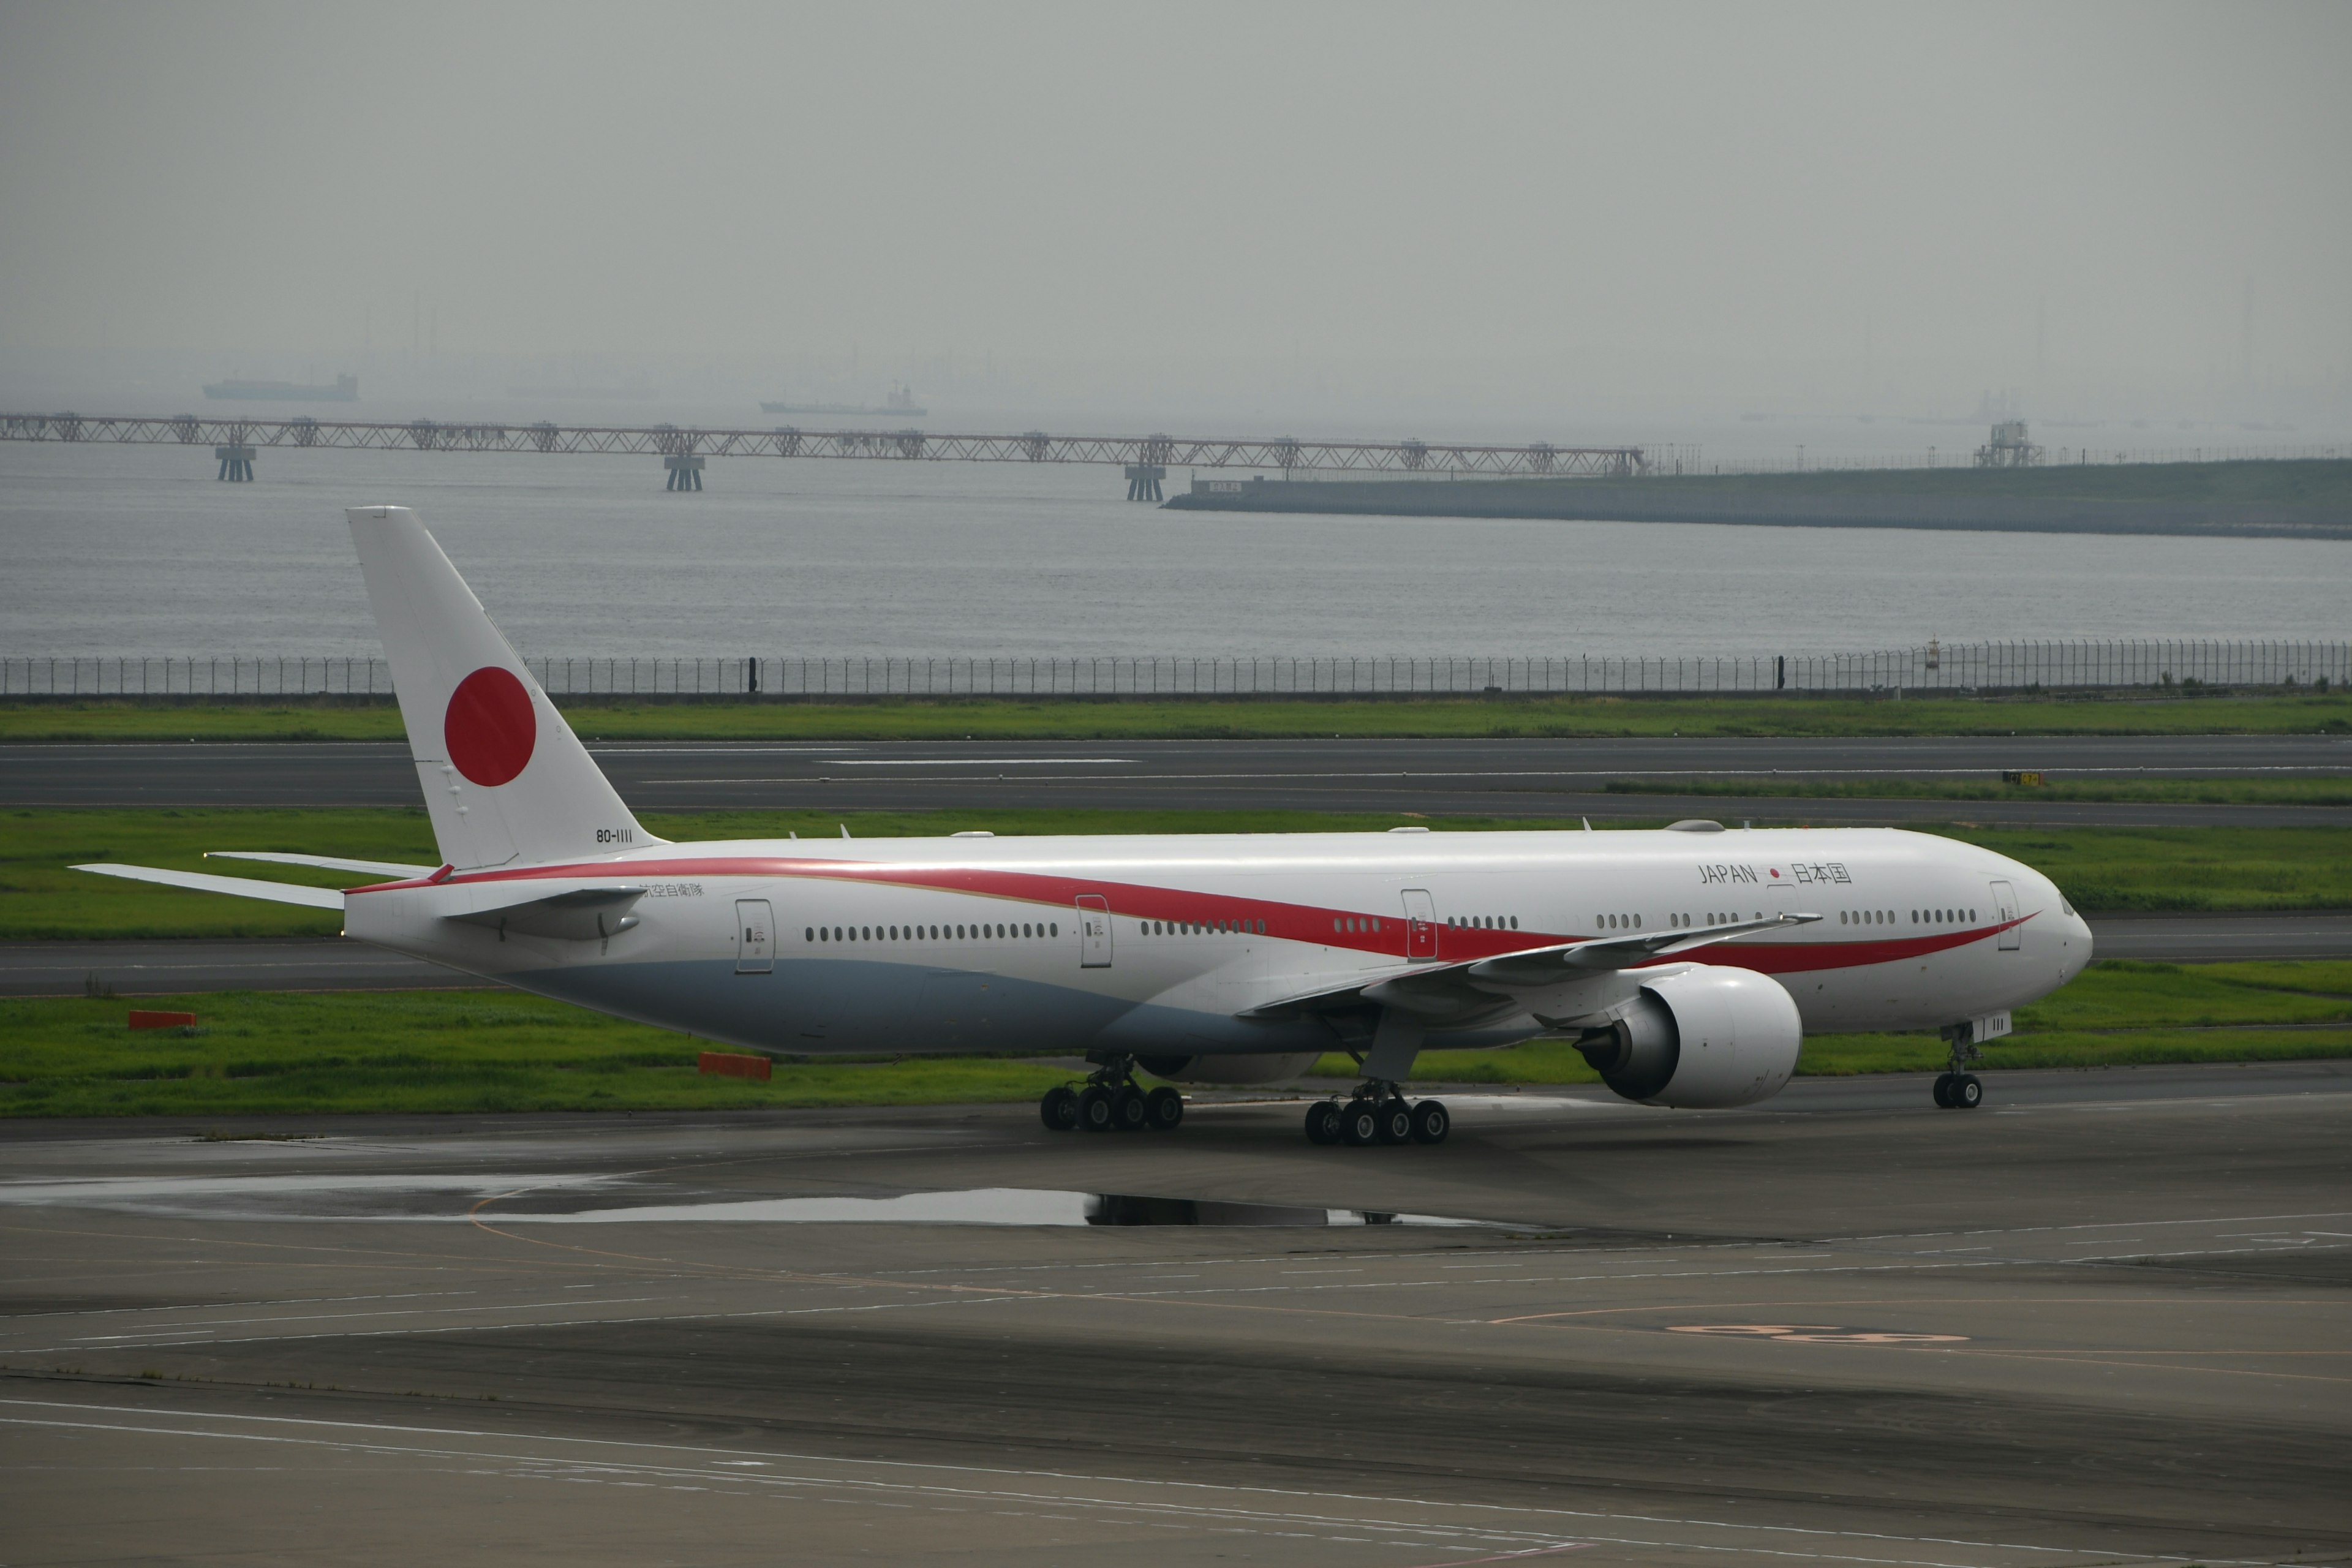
[72, 863, 345, 910]
[206, 851, 434, 878]
[1238, 912, 1822, 1024]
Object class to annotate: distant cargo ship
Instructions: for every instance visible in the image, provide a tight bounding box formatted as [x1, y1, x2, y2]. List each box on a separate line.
[202, 374, 358, 402]
[760, 383, 925, 418]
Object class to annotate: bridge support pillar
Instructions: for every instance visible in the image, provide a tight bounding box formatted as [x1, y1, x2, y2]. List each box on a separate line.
[1123, 464, 1164, 502]
[664, 454, 705, 491]
[214, 445, 255, 481]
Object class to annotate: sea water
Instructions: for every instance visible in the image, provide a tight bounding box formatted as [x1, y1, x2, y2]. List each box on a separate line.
[1, 439, 2342, 661]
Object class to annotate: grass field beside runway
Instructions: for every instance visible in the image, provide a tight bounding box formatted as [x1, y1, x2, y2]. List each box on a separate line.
[4, 959, 2346, 1116]
[4, 688, 2349, 742]
[5, 807, 2350, 939]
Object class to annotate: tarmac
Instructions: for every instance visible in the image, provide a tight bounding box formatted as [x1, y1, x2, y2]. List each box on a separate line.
[4, 1061, 2347, 1565]
[4, 734, 2348, 824]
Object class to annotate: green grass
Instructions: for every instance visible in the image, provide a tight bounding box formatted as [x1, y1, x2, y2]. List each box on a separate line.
[1936, 825, 2352, 913]
[7, 808, 2351, 939]
[4, 688, 2349, 742]
[0, 989, 1074, 1117]
[8, 959, 2346, 1117]
[1597, 776, 2352, 807]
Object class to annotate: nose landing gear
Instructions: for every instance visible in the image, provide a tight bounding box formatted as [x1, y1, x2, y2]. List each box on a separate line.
[1932, 1072, 1983, 1109]
[1932, 1025, 1986, 1110]
[1305, 1080, 1449, 1146]
[1039, 1055, 1184, 1134]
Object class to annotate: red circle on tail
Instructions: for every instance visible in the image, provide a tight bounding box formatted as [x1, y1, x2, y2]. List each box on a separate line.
[444, 666, 536, 786]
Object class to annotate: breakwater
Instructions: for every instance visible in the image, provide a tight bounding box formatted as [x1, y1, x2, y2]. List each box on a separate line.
[1164, 459, 2352, 540]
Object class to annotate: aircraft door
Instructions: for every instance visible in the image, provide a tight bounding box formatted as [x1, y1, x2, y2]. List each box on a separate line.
[736, 899, 774, 974]
[1075, 894, 1113, 968]
[1990, 880, 2022, 950]
[1401, 888, 1438, 959]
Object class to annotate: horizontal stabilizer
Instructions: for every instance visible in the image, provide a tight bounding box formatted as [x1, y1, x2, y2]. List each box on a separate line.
[207, 851, 434, 878]
[446, 886, 647, 941]
[72, 863, 345, 910]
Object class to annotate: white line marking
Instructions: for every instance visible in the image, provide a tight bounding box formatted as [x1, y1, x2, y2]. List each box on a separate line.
[0, 1399, 2267, 1566]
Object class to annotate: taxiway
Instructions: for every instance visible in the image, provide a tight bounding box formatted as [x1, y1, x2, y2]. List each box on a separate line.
[4, 1063, 2346, 1565]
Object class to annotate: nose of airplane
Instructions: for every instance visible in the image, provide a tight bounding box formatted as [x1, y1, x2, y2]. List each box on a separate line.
[2059, 902, 2094, 981]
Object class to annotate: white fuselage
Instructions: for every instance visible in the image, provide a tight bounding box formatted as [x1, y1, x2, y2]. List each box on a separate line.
[344, 824, 2092, 1062]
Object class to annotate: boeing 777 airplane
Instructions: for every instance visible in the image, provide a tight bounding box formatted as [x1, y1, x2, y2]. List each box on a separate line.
[78, 507, 2092, 1144]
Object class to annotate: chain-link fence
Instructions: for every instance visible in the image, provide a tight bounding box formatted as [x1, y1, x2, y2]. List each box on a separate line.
[5, 641, 2344, 698]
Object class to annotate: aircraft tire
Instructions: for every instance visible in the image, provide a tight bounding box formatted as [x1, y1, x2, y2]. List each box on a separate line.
[1076, 1085, 1116, 1133]
[1374, 1098, 1414, 1145]
[1409, 1099, 1450, 1145]
[1145, 1086, 1185, 1131]
[1039, 1085, 1079, 1132]
[1303, 1101, 1341, 1145]
[1932, 1072, 1954, 1108]
[1340, 1099, 1380, 1147]
[1953, 1073, 1983, 1110]
[1111, 1085, 1150, 1132]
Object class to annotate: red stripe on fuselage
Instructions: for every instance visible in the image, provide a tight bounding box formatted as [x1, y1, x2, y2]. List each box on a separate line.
[350, 853, 2032, 974]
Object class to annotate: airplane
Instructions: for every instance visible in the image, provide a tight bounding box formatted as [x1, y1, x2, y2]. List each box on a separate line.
[77, 505, 2094, 1145]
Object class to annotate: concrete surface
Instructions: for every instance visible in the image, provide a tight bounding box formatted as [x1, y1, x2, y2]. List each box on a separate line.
[4, 1062, 2347, 1565]
[3, 734, 2347, 824]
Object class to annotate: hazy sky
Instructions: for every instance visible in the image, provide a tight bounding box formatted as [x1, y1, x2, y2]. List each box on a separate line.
[2, 1, 2347, 426]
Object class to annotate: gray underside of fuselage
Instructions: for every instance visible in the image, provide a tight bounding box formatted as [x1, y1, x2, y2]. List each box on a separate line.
[500, 956, 1508, 1060]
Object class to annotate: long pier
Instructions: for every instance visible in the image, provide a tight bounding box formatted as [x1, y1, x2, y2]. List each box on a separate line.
[0, 411, 1646, 496]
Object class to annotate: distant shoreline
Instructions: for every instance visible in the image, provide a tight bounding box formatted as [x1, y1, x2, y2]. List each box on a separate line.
[1163, 458, 2352, 540]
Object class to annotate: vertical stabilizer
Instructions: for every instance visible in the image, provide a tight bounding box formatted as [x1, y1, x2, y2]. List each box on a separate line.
[347, 506, 657, 869]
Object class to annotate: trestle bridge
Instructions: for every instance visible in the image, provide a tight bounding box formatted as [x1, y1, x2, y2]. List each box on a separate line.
[0, 411, 1646, 497]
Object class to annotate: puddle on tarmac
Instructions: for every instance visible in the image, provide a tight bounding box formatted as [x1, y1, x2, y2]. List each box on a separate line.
[0, 1172, 607, 1219]
[493, 1187, 1491, 1227]
[0, 1175, 1487, 1226]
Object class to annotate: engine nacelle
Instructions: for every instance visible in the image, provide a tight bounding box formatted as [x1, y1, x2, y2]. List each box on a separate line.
[1574, 965, 1801, 1109]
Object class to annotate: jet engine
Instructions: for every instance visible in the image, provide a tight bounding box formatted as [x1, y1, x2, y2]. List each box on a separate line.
[1573, 965, 1801, 1109]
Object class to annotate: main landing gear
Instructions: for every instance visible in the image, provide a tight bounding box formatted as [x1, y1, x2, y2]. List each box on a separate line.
[1303, 1080, 1450, 1147]
[1932, 1025, 1985, 1110]
[1039, 1054, 1183, 1135]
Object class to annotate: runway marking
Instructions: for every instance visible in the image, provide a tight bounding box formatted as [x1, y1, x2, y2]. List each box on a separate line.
[62, 1295, 669, 1343]
[1666, 1325, 1969, 1344]
[0, 1397, 2277, 1567]
[0, 1287, 483, 1323]
[17, 1236, 2337, 1357]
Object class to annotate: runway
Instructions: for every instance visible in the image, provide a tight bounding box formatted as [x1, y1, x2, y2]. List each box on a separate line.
[4, 734, 2349, 825]
[9, 910, 2350, 997]
[4, 1062, 2347, 1565]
